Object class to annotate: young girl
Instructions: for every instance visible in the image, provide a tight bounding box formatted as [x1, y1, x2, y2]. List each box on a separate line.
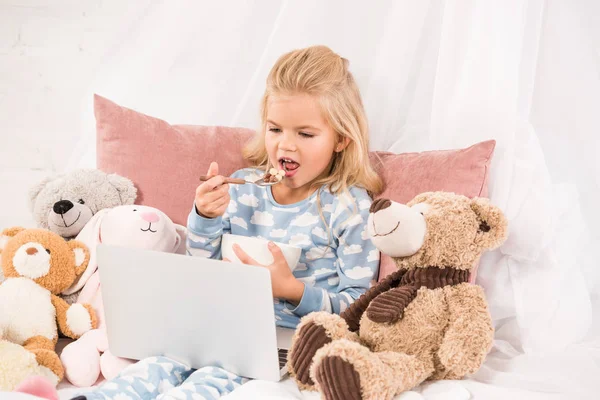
[73, 45, 383, 400]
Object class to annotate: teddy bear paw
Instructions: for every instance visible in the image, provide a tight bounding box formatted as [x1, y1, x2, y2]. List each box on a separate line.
[66, 304, 96, 337]
[314, 354, 363, 400]
[310, 339, 411, 400]
[28, 348, 64, 383]
[288, 312, 356, 390]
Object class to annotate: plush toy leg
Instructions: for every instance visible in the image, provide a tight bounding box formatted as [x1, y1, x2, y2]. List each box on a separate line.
[287, 312, 358, 390]
[310, 339, 433, 400]
[60, 330, 102, 387]
[23, 336, 63, 382]
[100, 349, 135, 380]
[0, 340, 58, 391]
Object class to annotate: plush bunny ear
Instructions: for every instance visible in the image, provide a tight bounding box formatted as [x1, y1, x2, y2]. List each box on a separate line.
[470, 197, 509, 249]
[107, 173, 137, 205]
[68, 240, 90, 277]
[0, 227, 26, 254]
[62, 208, 109, 295]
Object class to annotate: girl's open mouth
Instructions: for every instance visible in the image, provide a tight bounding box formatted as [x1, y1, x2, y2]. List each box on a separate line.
[279, 158, 300, 177]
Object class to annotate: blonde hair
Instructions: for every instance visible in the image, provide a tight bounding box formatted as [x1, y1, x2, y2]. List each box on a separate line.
[243, 45, 383, 197]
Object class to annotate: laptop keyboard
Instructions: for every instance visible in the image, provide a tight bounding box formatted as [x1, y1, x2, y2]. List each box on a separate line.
[278, 349, 288, 369]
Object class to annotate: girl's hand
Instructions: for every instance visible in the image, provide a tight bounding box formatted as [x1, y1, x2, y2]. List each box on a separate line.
[195, 162, 230, 218]
[230, 242, 305, 304]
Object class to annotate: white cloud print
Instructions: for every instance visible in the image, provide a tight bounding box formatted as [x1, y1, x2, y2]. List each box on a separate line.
[361, 227, 370, 241]
[359, 199, 371, 210]
[270, 229, 287, 238]
[251, 211, 274, 226]
[322, 203, 334, 213]
[291, 213, 320, 227]
[238, 194, 259, 207]
[367, 249, 380, 262]
[298, 275, 316, 286]
[345, 266, 373, 280]
[295, 263, 308, 271]
[343, 214, 363, 228]
[314, 268, 334, 276]
[228, 200, 238, 214]
[187, 232, 207, 243]
[328, 276, 340, 286]
[273, 206, 300, 213]
[281, 307, 294, 316]
[312, 227, 328, 240]
[343, 244, 363, 255]
[306, 246, 335, 260]
[289, 233, 311, 247]
[231, 217, 248, 229]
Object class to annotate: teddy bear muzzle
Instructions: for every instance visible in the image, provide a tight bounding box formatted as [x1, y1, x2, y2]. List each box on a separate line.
[367, 200, 427, 258]
[13, 242, 51, 279]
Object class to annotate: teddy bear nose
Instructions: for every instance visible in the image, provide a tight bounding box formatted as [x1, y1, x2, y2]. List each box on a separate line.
[370, 198, 392, 213]
[141, 212, 159, 223]
[26, 247, 38, 255]
[53, 200, 74, 215]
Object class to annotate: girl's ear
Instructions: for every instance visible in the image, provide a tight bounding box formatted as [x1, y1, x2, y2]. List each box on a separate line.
[335, 136, 351, 152]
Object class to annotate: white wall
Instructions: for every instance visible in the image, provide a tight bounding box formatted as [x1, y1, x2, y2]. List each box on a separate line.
[0, 0, 150, 228]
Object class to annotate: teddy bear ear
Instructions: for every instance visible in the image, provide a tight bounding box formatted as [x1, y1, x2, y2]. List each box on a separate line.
[28, 175, 57, 211]
[107, 173, 137, 205]
[406, 192, 436, 207]
[0, 227, 26, 253]
[470, 197, 509, 249]
[67, 240, 90, 276]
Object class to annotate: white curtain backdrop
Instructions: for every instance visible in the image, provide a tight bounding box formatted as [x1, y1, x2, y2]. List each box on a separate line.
[69, 0, 600, 397]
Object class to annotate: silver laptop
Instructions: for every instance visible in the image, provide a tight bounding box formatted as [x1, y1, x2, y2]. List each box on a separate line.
[96, 244, 293, 382]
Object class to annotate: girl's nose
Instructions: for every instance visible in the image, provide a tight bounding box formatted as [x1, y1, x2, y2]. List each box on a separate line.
[278, 132, 297, 151]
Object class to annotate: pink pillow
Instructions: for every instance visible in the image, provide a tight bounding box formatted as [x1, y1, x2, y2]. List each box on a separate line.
[95, 95, 255, 226]
[95, 95, 494, 282]
[369, 141, 495, 282]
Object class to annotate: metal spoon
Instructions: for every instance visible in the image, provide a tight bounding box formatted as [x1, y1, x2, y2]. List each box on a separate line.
[199, 175, 282, 187]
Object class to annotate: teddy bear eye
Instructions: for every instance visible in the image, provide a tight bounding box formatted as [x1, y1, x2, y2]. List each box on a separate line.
[133, 209, 137, 212]
[78, 199, 85, 204]
[45, 249, 51, 254]
[479, 221, 491, 232]
[411, 203, 430, 215]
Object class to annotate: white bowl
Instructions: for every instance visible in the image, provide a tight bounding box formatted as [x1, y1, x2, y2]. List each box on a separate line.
[221, 234, 302, 271]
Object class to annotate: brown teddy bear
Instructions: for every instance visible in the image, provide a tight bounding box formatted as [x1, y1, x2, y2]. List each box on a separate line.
[0, 227, 98, 390]
[287, 192, 508, 400]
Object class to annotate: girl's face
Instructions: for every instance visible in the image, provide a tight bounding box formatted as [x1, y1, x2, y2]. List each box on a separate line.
[265, 93, 343, 194]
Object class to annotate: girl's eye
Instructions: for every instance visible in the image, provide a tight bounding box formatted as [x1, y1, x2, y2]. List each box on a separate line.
[299, 132, 314, 138]
[268, 127, 281, 133]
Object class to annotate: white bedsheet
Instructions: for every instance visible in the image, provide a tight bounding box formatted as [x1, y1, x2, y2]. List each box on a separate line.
[56, 339, 600, 400]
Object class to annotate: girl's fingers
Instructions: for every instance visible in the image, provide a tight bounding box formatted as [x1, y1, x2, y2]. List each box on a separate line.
[197, 176, 226, 195]
[202, 188, 229, 205]
[233, 244, 261, 266]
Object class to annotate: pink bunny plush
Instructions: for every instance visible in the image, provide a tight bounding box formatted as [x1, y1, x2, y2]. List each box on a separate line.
[59, 205, 186, 387]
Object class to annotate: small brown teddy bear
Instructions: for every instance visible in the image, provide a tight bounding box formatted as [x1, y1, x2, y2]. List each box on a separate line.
[287, 192, 508, 400]
[0, 227, 98, 388]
